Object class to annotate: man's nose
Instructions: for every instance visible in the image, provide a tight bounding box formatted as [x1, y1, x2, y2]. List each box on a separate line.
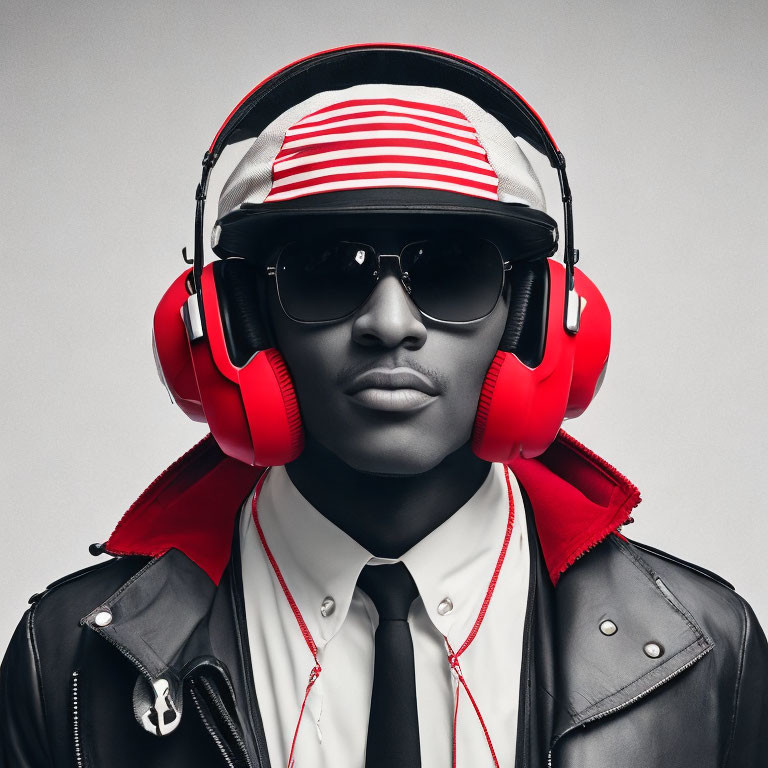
[351, 272, 428, 350]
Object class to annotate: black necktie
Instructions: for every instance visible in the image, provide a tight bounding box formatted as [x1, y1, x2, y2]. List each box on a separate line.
[357, 562, 421, 768]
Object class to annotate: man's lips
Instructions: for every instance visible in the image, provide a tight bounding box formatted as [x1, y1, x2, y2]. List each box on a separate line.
[344, 367, 440, 412]
[345, 367, 440, 395]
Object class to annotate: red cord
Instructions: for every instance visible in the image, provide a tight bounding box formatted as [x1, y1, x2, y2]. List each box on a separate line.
[252, 471, 322, 767]
[455, 465, 515, 657]
[445, 464, 515, 767]
[252, 471, 320, 660]
[287, 665, 322, 768]
[447, 644, 500, 768]
[452, 678, 460, 768]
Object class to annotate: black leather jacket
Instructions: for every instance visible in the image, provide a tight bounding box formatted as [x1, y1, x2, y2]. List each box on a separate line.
[2, 435, 767, 767]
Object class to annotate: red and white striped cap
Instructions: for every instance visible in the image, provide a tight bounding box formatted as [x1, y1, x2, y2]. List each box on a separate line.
[213, 83, 554, 257]
[268, 94, 525, 202]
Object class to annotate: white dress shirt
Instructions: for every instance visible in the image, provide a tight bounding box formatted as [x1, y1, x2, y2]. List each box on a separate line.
[238, 462, 530, 768]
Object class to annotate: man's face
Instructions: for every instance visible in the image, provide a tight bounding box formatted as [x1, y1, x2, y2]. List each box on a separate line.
[266, 227, 510, 475]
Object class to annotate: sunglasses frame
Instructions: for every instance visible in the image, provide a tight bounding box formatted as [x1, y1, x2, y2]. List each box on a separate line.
[265, 238, 513, 326]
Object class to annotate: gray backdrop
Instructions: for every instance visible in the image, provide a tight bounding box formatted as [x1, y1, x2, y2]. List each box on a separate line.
[1, 0, 766, 652]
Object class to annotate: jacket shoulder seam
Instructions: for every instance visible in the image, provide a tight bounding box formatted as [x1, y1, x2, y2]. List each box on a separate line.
[38, 557, 121, 597]
[33, 555, 151, 612]
[624, 538, 735, 591]
[29, 558, 121, 608]
[612, 537, 710, 641]
[721, 594, 749, 768]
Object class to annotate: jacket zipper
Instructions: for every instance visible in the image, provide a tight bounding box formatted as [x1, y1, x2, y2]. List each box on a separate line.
[517, 487, 539, 768]
[189, 679, 237, 768]
[199, 675, 254, 768]
[71, 670, 84, 768]
[546, 644, 713, 766]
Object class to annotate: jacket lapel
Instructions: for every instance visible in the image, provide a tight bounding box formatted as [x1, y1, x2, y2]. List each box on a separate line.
[515, 487, 713, 765]
[80, 549, 221, 733]
[547, 535, 714, 752]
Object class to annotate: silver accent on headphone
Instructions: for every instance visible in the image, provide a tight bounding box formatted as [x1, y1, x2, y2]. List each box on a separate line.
[565, 286, 581, 334]
[182, 294, 204, 342]
[210, 223, 221, 249]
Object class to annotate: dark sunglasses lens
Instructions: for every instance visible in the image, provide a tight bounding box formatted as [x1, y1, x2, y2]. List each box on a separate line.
[276, 241, 377, 322]
[402, 238, 504, 321]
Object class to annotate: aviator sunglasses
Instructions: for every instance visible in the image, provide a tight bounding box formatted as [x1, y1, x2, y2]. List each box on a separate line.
[266, 236, 512, 324]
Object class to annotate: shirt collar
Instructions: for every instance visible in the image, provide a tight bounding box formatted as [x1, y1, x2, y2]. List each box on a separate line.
[253, 462, 519, 650]
[399, 461, 517, 645]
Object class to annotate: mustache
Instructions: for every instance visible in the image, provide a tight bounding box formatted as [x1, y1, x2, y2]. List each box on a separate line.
[335, 359, 448, 394]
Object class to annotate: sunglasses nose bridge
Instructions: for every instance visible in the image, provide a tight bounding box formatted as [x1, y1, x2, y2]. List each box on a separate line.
[377, 253, 402, 269]
[377, 253, 411, 292]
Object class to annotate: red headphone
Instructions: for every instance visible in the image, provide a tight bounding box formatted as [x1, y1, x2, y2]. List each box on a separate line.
[152, 43, 611, 467]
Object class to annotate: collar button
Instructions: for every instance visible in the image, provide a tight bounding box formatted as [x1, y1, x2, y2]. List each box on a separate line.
[437, 598, 454, 616]
[320, 597, 336, 617]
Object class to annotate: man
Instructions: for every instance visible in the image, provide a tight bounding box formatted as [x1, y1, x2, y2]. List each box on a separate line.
[1, 43, 766, 768]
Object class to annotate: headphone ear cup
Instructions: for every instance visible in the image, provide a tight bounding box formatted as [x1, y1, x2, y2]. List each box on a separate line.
[193, 259, 303, 467]
[152, 261, 304, 467]
[473, 260, 608, 461]
[473, 260, 568, 461]
[152, 268, 205, 421]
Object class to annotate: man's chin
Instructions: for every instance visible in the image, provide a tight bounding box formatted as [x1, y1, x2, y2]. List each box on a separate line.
[326, 433, 467, 477]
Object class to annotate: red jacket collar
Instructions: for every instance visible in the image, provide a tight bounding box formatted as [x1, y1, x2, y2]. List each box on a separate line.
[105, 431, 640, 586]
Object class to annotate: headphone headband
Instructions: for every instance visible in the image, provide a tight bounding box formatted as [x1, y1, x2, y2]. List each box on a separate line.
[208, 43, 560, 161]
[189, 43, 580, 339]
